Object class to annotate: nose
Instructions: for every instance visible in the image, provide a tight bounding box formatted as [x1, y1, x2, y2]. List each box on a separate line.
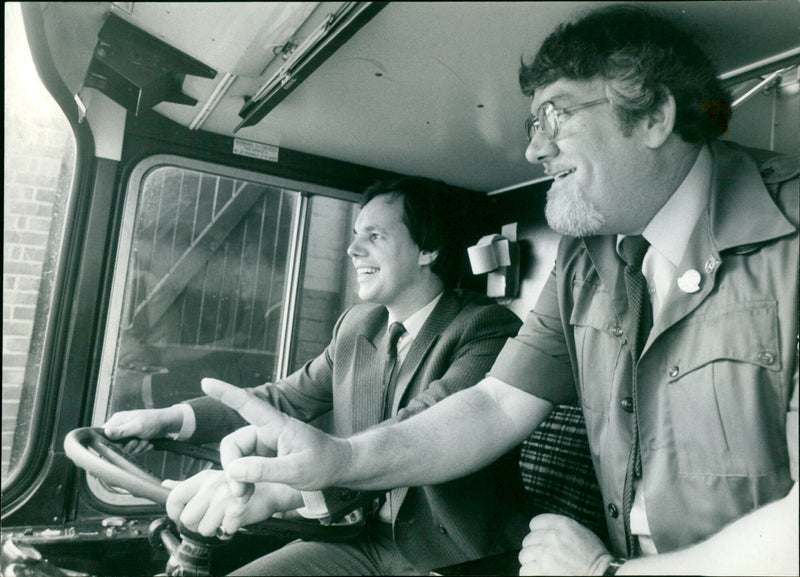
[525, 131, 558, 165]
[347, 236, 363, 258]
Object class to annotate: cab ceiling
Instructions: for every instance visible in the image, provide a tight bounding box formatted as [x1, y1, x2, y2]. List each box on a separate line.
[40, 1, 800, 193]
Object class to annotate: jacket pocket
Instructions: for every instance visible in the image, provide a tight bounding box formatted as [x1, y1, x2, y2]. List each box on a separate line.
[665, 301, 786, 477]
[569, 280, 625, 414]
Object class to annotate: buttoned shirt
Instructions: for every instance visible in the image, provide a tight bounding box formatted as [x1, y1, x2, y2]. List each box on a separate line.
[489, 141, 798, 556]
[616, 145, 712, 553]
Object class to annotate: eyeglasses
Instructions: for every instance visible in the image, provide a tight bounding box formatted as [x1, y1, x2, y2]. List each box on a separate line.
[525, 97, 609, 141]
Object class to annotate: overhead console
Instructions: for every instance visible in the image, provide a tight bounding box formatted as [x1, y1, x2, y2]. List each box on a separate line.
[82, 13, 216, 116]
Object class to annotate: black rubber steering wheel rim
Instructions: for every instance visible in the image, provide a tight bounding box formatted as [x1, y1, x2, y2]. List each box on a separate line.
[63, 427, 365, 542]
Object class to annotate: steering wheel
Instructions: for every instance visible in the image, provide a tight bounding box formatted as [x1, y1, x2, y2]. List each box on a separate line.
[64, 428, 365, 574]
[63, 427, 207, 505]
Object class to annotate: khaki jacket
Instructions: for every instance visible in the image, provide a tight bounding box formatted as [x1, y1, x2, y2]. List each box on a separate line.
[491, 141, 799, 555]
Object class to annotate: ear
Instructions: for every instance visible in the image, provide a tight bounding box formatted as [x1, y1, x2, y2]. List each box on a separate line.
[418, 249, 439, 267]
[642, 91, 677, 149]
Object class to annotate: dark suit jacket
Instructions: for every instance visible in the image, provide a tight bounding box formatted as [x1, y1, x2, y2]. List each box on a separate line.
[187, 289, 527, 570]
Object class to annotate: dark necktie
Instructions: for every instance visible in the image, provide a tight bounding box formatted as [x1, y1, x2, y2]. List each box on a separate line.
[382, 322, 406, 419]
[620, 235, 652, 558]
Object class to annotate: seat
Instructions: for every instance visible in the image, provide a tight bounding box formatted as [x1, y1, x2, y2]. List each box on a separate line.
[519, 404, 608, 540]
[435, 404, 607, 575]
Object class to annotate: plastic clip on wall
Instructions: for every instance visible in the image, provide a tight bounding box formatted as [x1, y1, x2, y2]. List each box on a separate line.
[467, 223, 520, 302]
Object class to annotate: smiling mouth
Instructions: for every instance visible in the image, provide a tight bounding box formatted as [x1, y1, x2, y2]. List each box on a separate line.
[356, 266, 379, 279]
[551, 168, 576, 181]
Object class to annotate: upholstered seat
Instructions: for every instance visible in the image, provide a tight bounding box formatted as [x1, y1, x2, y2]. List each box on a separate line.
[520, 404, 608, 542]
[435, 404, 606, 575]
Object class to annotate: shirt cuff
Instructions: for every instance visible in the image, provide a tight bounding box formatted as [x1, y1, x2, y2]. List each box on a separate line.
[169, 403, 196, 440]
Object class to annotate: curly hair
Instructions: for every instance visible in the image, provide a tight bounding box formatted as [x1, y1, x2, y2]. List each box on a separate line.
[361, 177, 463, 288]
[519, 5, 731, 143]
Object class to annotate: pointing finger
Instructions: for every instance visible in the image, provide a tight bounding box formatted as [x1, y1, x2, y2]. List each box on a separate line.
[201, 378, 287, 428]
[225, 454, 311, 488]
[226, 456, 279, 485]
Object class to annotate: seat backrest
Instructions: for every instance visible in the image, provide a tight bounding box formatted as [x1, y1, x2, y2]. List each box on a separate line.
[518, 404, 609, 543]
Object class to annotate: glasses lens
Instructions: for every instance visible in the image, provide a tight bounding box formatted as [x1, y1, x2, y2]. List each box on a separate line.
[525, 115, 537, 140]
[539, 102, 558, 140]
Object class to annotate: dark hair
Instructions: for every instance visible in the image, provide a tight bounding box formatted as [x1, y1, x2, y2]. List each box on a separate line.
[361, 176, 462, 288]
[519, 5, 731, 143]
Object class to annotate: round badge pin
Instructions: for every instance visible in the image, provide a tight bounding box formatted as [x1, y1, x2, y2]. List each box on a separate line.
[677, 269, 701, 293]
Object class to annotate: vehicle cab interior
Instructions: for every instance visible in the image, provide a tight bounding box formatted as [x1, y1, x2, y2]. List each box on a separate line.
[3, 2, 799, 575]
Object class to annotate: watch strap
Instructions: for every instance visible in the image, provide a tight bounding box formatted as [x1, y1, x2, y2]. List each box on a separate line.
[603, 558, 625, 575]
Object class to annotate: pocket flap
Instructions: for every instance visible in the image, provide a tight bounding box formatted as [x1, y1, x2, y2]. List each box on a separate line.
[569, 280, 620, 335]
[667, 301, 780, 381]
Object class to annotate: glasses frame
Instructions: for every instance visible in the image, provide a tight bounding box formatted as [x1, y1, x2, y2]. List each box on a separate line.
[525, 97, 610, 141]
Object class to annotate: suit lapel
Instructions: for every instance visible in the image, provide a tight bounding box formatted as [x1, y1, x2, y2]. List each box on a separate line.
[390, 292, 459, 416]
[350, 319, 386, 433]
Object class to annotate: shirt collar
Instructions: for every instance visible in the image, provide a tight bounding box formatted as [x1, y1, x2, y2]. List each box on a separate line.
[707, 140, 797, 251]
[388, 292, 444, 340]
[617, 145, 712, 266]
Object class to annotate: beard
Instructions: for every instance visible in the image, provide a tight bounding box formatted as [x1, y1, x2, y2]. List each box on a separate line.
[544, 184, 606, 237]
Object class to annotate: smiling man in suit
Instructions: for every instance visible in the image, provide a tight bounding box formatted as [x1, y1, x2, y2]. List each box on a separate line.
[104, 176, 526, 575]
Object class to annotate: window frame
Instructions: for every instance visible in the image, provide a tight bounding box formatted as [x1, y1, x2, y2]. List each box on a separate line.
[1, 3, 95, 509]
[88, 154, 359, 506]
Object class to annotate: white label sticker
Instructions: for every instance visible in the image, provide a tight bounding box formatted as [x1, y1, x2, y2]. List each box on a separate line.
[233, 138, 279, 162]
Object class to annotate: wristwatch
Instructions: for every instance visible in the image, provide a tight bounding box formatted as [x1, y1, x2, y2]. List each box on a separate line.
[603, 558, 626, 575]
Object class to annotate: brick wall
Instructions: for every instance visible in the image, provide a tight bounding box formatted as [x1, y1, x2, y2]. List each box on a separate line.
[291, 196, 360, 372]
[3, 37, 76, 480]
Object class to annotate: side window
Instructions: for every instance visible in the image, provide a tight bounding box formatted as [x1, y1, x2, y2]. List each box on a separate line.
[3, 3, 77, 486]
[289, 195, 360, 373]
[91, 158, 359, 504]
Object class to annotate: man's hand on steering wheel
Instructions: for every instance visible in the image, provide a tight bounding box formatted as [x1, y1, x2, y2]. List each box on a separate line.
[64, 426, 367, 545]
[201, 378, 353, 497]
[103, 406, 184, 455]
[165, 470, 305, 538]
